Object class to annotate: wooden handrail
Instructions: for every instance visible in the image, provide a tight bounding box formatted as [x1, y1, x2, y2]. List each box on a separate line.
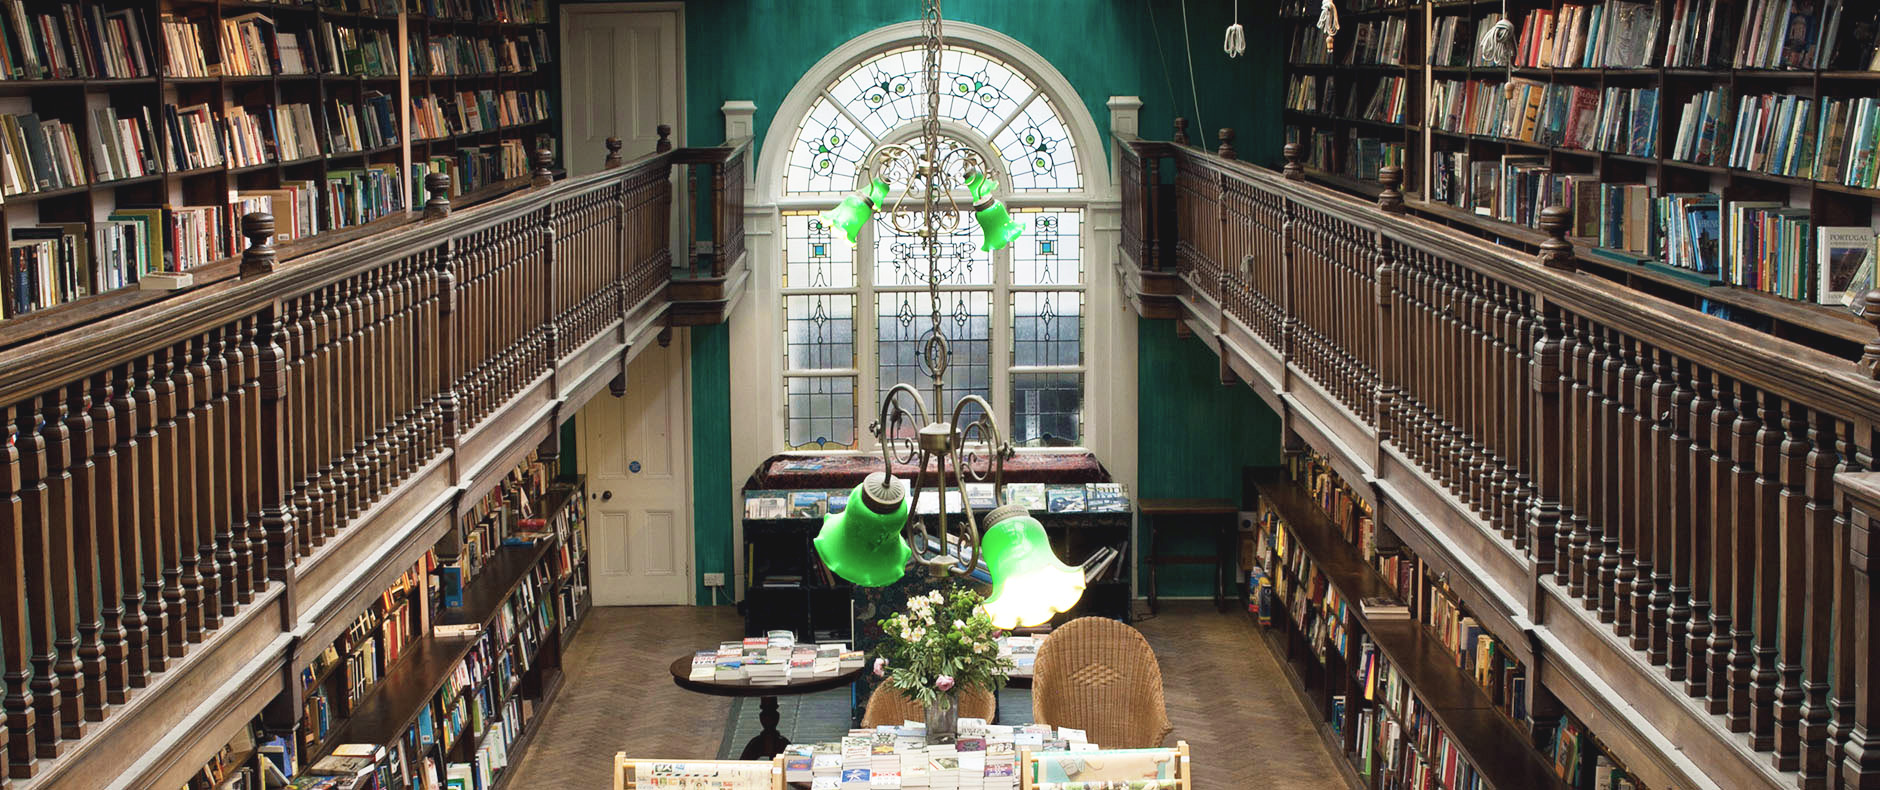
[1120, 127, 1880, 790]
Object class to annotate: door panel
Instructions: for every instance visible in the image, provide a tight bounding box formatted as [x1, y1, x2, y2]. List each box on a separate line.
[580, 336, 692, 605]
[562, 6, 680, 176]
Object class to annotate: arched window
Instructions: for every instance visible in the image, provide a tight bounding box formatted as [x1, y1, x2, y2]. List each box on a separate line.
[776, 42, 1091, 452]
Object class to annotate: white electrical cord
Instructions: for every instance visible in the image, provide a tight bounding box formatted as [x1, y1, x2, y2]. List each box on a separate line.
[1477, 18, 1513, 67]
[1180, 0, 1207, 150]
[1223, 0, 1246, 58]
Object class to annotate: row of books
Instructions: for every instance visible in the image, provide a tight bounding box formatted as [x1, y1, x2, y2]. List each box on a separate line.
[410, 0, 549, 25]
[1248, 499, 1351, 662]
[330, 93, 400, 153]
[1431, 14, 1503, 68]
[1372, 691, 1488, 790]
[1359, 77, 1409, 126]
[742, 481, 1131, 519]
[1502, 1, 1661, 69]
[1287, 25, 1334, 66]
[0, 113, 85, 194]
[1726, 93, 1880, 188]
[1730, 0, 1861, 70]
[1285, 73, 1333, 115]
[189, 717, 296, 790]
[1344, 18, 1408, 66]
[409, 88, 551, 140]
[414, 31, 551, 76]
[413, 141, 528, 197]
[1289, 125, 1408, 184]
[450, 450, 553, 590]
[1548, 712, 1644, 789]
[1427, 78, 1657, 157]
[0, 1, 152, 80]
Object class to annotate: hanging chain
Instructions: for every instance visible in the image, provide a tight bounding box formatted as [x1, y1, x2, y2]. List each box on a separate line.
[920, 0, 948, 405]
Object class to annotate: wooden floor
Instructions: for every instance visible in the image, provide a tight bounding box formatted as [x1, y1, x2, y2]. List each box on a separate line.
[507, 601, 1345, 790]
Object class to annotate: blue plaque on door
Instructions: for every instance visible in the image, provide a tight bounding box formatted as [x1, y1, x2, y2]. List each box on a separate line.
[629, 461, 642, 473]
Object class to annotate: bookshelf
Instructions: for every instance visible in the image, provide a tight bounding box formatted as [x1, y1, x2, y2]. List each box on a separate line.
[1246, 457, 1648, 790]
[739, 485, 1133, 639]
[276, 472, 587, 790]
[1282, 0, 1424, 189]
[1281, 0, 1880, 355]
[0, 0, 555, 340]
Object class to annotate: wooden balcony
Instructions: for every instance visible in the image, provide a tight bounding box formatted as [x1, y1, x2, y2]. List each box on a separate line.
[1117, 132, 1880, 790]
[0, 136, 738, 790]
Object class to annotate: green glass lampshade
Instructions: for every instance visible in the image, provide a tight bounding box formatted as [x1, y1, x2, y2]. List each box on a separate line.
[965, 171, 1022, 252]
[979, 504, 1085, 628]
[820, 179, 890, 244]
[813, 473, 913, 587]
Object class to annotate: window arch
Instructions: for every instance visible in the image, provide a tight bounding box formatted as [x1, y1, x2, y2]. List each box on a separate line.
[768, 31, 1099, 454]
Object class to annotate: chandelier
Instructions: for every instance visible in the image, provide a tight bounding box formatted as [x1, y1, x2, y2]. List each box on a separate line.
[811, 0, 1085, 629]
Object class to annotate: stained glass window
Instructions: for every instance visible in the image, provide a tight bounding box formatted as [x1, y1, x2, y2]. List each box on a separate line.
[784, 44, 1081, 194]
[777, 43, 1088, 452]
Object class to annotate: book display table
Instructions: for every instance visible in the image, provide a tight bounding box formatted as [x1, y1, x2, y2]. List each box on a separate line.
[667, 656, 868, 759]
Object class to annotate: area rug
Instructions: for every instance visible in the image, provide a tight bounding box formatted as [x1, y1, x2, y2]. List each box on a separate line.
[717, 688, 1037, 758]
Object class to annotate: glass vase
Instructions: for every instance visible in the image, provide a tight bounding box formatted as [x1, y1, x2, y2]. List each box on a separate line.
[924, 689, 961, 744]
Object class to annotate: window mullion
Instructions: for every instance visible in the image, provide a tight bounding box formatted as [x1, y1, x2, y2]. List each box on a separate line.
[991, 239, 1011, 444]
[859, 221, 880, 453]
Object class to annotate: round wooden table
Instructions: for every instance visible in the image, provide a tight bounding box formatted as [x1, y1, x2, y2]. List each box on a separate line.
[667, 656, 867, 759]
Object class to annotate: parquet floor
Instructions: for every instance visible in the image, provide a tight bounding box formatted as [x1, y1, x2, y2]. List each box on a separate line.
[506, 602, 1345, 790]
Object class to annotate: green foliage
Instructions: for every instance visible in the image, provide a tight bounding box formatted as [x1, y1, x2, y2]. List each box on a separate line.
[874, 585, 1015, 709]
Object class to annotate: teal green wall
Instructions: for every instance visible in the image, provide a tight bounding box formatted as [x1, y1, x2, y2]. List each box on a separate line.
[605, 1, 1286, 604]
[665, 0, 1281, 165]
[690, 324, 734, 604]
[1135, 317, 1280, 596]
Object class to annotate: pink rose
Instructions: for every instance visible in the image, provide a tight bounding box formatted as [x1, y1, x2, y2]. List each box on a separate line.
[873, 657, 888, 677]
[936, 674, 955, 692]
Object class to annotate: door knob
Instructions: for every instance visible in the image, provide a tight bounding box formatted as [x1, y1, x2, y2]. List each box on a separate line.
[601, 490, 614, 501]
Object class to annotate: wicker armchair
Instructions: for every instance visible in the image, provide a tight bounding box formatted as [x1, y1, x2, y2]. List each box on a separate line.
[861, 682, 998, 727]
[1030, 617, 1172, 748]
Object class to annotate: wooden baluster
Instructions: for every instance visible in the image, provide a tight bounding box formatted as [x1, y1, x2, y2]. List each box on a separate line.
[1834, 439, 1869, 789]
[1647, 348, 1674, 663]
[16, 400, 65, 754]
[360, 270, 384, 504]
[1612, 336, 1640, 637]
[1683, 364, 1715, 694]
[1798, 412, 1842, 786]
[1562, 317, 1588, 590]
[154, 349, 188, 656]
[1706, 373, 1739, 713]
[37, 396, 82, 741]
[1628, 340, 1659, 650]
[1, 406, 35, 778]
[1775, 401, 1812, 767]
[258, 306, 295, 582]
[1513, 295, 1536, 550]
[339, 277, 364, 523]
[169, 342, 203, 645]
[113, 363, 149, 686]
[190, 334, 223, 631]
[1751, 388, 1785, 748]
[1664, 356, 1695, 679]
[1594, 328, 1620, 621]
[133, 355, 171, 672]
[86, 372, 128, 704]
[289, 297, 317, 555]
[1728, 380, 1762, 731]
[1847, 493, 1880, 788]
[216, 326, 247, 609]
[58, 382, 104, 722]
[238, 318, 266, 592]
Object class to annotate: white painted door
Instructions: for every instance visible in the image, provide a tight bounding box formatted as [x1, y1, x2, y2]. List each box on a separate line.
[580, 335, 693, 605]
[560, 4, 682, 176]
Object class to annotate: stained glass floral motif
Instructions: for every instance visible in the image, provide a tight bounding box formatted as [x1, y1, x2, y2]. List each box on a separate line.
[877, 291, 992, 426]
[785, 44, 1080, 194]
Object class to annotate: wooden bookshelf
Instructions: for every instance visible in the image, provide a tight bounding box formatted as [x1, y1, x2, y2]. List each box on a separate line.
[1281, 0, 1880, 354]
[0, 0, 555, 338]
[1282, 0, 1424, 189]
[1249, 465, 1575, 790]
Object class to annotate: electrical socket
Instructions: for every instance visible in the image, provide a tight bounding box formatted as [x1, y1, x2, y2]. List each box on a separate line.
[703, 572, 726, 587]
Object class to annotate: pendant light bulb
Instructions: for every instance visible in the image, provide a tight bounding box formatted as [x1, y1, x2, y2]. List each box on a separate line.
[979, 505, 1084, 628]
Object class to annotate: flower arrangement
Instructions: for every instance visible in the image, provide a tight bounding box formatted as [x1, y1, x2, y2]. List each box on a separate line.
[873, 586, 1015, 710]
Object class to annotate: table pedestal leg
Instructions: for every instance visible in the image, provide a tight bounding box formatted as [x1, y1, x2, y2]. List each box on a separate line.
[741, 695, 790, 759]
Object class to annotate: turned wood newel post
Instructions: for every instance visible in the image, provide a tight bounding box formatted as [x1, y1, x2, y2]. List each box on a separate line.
[1529, 301, 1565, 578]
[424, 173, 452, 218]
[1538, 206, 1576, 271]
[1172, 117, 1189, 146]
[532, 147, 555, 188]
[1217, 128, 1236, 160]
[1858, 292, 1880, 380]
[605, 137, 623, 169]
[655, 123, 673, 153]
[1282, 142, 1305, 180]
[1840, 478, 1880, 788]
[1376, 166, 1405, 214]
[239, 213, 276, 278]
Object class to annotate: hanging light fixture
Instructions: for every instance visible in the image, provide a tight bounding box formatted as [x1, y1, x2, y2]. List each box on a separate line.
[812, 0, 1083, 628]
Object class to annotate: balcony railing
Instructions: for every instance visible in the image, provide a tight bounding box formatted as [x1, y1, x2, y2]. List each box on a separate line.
[1119, 131, 1880, 790]
[0, 134, 716, 789]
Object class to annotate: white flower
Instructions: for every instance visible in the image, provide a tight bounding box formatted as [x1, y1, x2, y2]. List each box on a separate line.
[953, 619, 966, 630]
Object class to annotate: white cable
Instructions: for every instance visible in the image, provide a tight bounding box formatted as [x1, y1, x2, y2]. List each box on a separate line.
[1316, 0, 1340, 53]
[1180, 0, 1206, 149]
[1223, 0, 1246, 58]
